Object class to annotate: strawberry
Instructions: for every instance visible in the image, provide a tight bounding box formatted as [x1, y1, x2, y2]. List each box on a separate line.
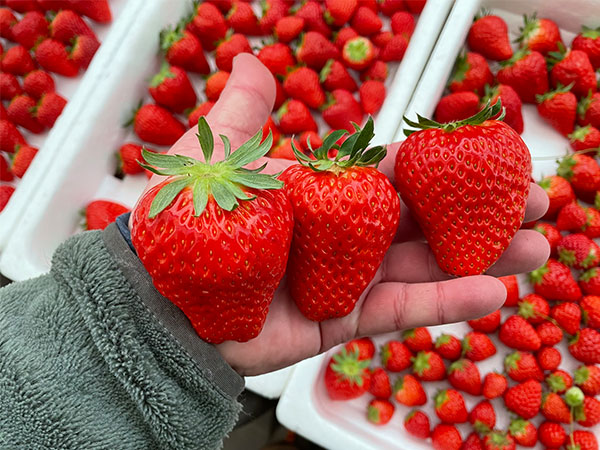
[371, 30, 392, 48]
[268, 137, 295, 160]
[117, 143, 148, 176]
[273, 76, 286, 109]
[557, 201, 587, 232]
[359, 80, 385, 114]
[534, 223, 561, 256]
[394, 374, 426, 406]
[342, 36, 376, 71]
[12, 10, 48, 49]
[69, 35, 100, 69]
[0, 119, 26, 153]
[7, 94, 44, 133]
[320, 59, 358, 92]
[577, 92, 600, 128]
[324, 0, 357, 27]
[434, 389, 467, 424]
[462, 433, 483, 450]
[205, 71, 230, 102]
[434, 91, 480, 123]
[529, 259, 582, 302]
[298, 131, 322, 152]
[482, 84, 523, 134]
[131, 120, 292, 343]
[536, 83, 577, 135]
[568, 125, 600, 152]
[36, 0, 71, 11]
[321, 89, 364, 132]
[402, 327, 432, 352]
[0, 185, 15, 212]
[6, 0, 39, 12]
[260, 116, 280, 151]
[504, 379, 542, 419]
[397, 103, 531, 276]
[35, 92, 66, 128]
[499, 315, 541, 351]
[49, 9, 96, 44]
[11, 144, 38, 178]
[403, 410, 430, 439]
[447, 359, 481, 395]
[277, 99, 317, 134]
[569, 328, 600, 364]
[467, 14, 513, 61]
[582, 206, 600, 239]
[281, 120, 398, 320]
[350, 6, 382, 36]
[0, 72, 22, 100]
[71, 0, 111, 23]
[0, 8, 17, 41]
[22, 70, 54, 99]
[537, 321, 563, 346]
[537, 346, 561, 371]
[467, 310, 501, 333]
[274, 16, 303, 43]
[434, 333, 462, 361]
[552, 302, 582, 335]
[497, 49, 548, 103]
[380, 34, 408, 62]
[257, 42, 295, 77]
[391, 11, 415, 40]
[187, 101, 215, 128]
[575, 365, 600, 396]
[361, 60, 388, 82]
[215, 33, 252, 72]
[0, 154, 13, 182]
[462, 331, 496, 361]
[518, 15, 562, 55]
[1, 45, 36, 75]
[547, 370, 573, 394]
[431, 424, 462, 450]
[505, 351, 544, 382]
[258, 0, 288, 35]
[294, 1, 330, 38]
[84, 200, 129, 231]
[367, 398, 394, 425]
[283, 67, 325, 109]
[558, 234, 600, 269]
[572, 26, 600, 69]
[148, 64, 196, 114]
[187, 2, 227, 51]
[518, 293, 550, 324]
[557, 153, 600, 201]
[541, 392, 571, 423]
[549, 48, 597, 98]
[334, 26, 359, 50]
[581, 295, 600, 328]
[226, 1, 259, 35]
[469, 400, 495, 432]
[297, 31, 340, 71]
[345, 337, 375, 360]
[576, 396, 600, 427]
[484, 432, 517, 450]
[378, 0, 405, 17]
[538, 175, 575, 219]
[482, 372, 507, 399]
[499, 275, 519, 307]
[130, 104, 186, 146]
[567, 430, 598, 450]
[538, 422, 566, 448]
[325, 348, 371, 400]
[449, 52, 494, 96]
[35, 39, 78, 77]
[160, 25, 210, 75]
[580, 268, 600, 295]
[412, 350, 445, 381]
[508, 419, 537, 448]
[368, 367, 391, 398]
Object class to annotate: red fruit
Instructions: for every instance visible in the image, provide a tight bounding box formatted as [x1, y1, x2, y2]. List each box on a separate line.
[12, 11, 48, 49]
[205, 71, 229, 103]
[325, 348, 371, 400]
[187, 101, 215, 129]
[35, 92, 66, 128]
[504, 379, 542, 419]
[447, 359, 481, 395]
[283, 67, 325, 109]
[350, 6, 381, 36]
[294, 1, 329, 37]
[573, 26, 600, 69]
[534, 223, 561, 256]
[215, 33, 252, 72]
[482, 84, 523, 134]
[403, 410, 430, 439]
[297, 131, 322, 152]
[84, 200, 129, 231]
[552, 302, 582, 335]
[258, 0, 288, 35]
[557, 201, 587, 232]
[390, 11, 415, 40]
[0, 185, 15, 212]
[469, 400, 495, 432]
[324, 0, 357, 27]
[577, 396, 600, 427]
[131, 104, 186, 146]
[0, 8, 17, 41]
[359, 80, 385, 114]
[538, 175, 575, 219]
[378, 0, 405, 17]
[558, 234, 600, 269]
[463, 331, 497, 361]
[536, 83, 578, 136]
[380, 34, 408, 62]
[402, 327, 432, 352]
[569, 125, 600, 152]
[0, 120, 26, 153]
[467, 14, 513, 61]
[433, 91, 480, 123]
[297, 31, 339, 71]
[483, 372, 507, 399]
[583, 207, 600, 239]
[0, 72, 22, 100]
[117, 143, 145, 176]
[368, 367, 391, 398]
[499, 275, 519, 307]
[268, 137, 295, 160]
[273, 76, 286, 110]
[0, 155, 13, 182]
[320, 59, 357, 92]
[37, 0, 74, 12]
[345, 337, 375, 360]
[412, 350, 445, 381]
[468, 310, 501, 333]
[449, 52, 494, 96]
[334, 26, 359, 50]
[366, 398, 394, 425]
[577, 91, 600, 128]
[434, 389, 467, 424]
[580, 268, 600, 296]
[431, 424, 462, 450]
[394, 374, 426, 406]
[508, 418, 537, 447]
[546, 370, 573, 394]
[371, 30, 393, 48]
[536, 321, 563, 346]
[499, 315, 542, 351]
[497, 49, 548, 103]
[518, 15, 563, 55]
[538, 422, 566, 448]
[567, 431, 598, 450]
[505, 351, 544, 382]
[71, 0, 111, 23]
[529, 259, 582, 302]
[518, 293, 550, 325]
[35, 39, 79, 77]
[11, 144, 38, 178]
[22, 70, 54, 99]
[322, 89, 364, 133]
[160, 27, 210, 75]
[188, 2, 227, 51]
[260, 115, 281, 151]
[575, 365, 600, 396]
[274, 16, 303, 43]
[257, 42, 295, 77]
[550, 49, 597, 98]
[342, 36, 375, 71]
[434, 333, 462, 361]
[226, 1, 259, 35]
[7, 94, 44, 133]
[148, 64, 196, 114]
[361, 60, 388, 82]
[381, 340, 412, 372]
[1, 45, 36, 75]
[537, 346, 561, 371]
[69, 35, 100, 69]
[569, 328, 600, 364]
[463, 432, 484, 450]
[277, 99, 317, 134]
[49, 9, 96, 44]
[581, 295, 600, 329]
[541, 392, 571, 423]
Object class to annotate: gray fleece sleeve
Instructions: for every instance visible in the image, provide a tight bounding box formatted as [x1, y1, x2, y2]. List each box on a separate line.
[0, 227, 244, 450]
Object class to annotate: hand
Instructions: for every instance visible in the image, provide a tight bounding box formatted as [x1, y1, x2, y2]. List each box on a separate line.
[133, 54, 550, 376]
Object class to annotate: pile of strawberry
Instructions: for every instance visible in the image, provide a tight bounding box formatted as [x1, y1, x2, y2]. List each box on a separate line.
[0, 0, 111, 213]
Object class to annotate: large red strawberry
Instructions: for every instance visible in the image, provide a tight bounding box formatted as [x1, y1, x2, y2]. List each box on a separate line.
[518, 15, 563, 55]
[22, 70, 54, 99]
[321, 89, 364, 133]
[0, 119, 26, 153]
[1, 45, 36, 75]
[435, 389, 467, 424]
[518, 293, 550, 324]
[572, 26, 600, 69]
[148, 64, 196, 114]
[431, 424, 462, 450]
[0, 72, 22, 100]
[469, 400, 496, 431]
[552, 302, 582, 335]
[542, 392, 572, 423]
[434, 334, 462, 361]
[569, 328, 600, 364]
[324, 0, 357, 27]
[187, 2, 227, 51]
[71, 0, 111, 23]
[558, 234, 600, 269]
[412, 350, 446, 381]
[569, 125, 600, 152]
[467, 14, 513, 61]
[504, 379, 542, 419]
[538, 422, 566, 448]
[381, 340, 412, 371]
[529, 258, 582, 302]
[505, 351, 543, 382]
[7, 94, 44, 133]
[368, 367, 391, 398]
[226, 1, 260, 35]
[499, 315, 541, 351]
[463, 331, 496, 361]
[283, 67, 325, 109]
[557, 201, 587, 232]
[35, 38, 79, 77]
[277, 99, 317, 134]
[497, 49, 548, 103]
[11, 144, 37, 178]
[215, 33, 252, 72]
[396, 103, 531, 276]
[577, 92, 600, 128]
[447, 359, 481, 395]
[35, 92, 66, 128]
[394, 374, 427, 406]
[257, 42, 295, 77]
[449, 52, 494, 95]
[403, 410, 430, 439]
[274, 15, 303, 43]
[280, 120, 399, 320]
[49, 9, 96, 44]
[536, 83, 577, 135]
[320, 59, 358, 92]
[160, 25, 210, 74]
[482, 84, 523, 134]
[297, 31, 340, 71]
[131, 119, 293, 343]
[325, 347, 371, 400]
[483, 372, 507, 399]
[567, 430, 598, 450]
[129, 104, 186, 146]
[12, 10, 48, 49]
[84, 200, 130, 231]
[549, 48, 597, 98]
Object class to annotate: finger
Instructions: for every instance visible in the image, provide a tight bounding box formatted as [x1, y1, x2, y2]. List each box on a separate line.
[357, 276, 506, 335]
[486, 229, 550, 276]
[524, 183, 549, 222]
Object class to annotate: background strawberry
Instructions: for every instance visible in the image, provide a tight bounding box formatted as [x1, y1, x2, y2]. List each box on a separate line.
[467, 13, 513, 61]
[518, 15, 563, 55]
[549, 48, 597, 98]
[84, 199, 129, 231]
[403, 410, 430, 438]
[536, 83, 577, 135]
[572, 25, 600, 69]
[148, 64, 196, 114]
[11, 144, 37, 178]
[497, 49, 548, 103]
[577, 92, 600, 128]
[325, 348, 371, 400]
[160, 25, 210, 74]
[129, 104, 186, 146]
[448, 52, 493, 95]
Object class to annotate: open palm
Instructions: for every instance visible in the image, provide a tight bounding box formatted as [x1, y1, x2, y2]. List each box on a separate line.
[133, 54, 550, 376]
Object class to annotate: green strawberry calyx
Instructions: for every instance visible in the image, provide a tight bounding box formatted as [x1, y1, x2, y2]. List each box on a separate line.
[159, 19, 186, 53]
[558, 248, 577, 266]
[517, 13, 541, 44]
[403, 100, 506, 136]
[580, 267, 598, 282]
[330, 348, 370, 386]
[581, 25, 600, 39]
[292, 116, 386, 173]
[535, 82, 575, 104]
[528, 262, 548, 284]
[504, 351, 522, 370]
[343, 36, 373, 63]
[411, 351, 431, 376]
[367, 404, 381, 423]
[433, 390, 449, 409]
[435, 334, 452, 347]
[577, 90, 596, 119]
[139, 117, 282, 218]
[319, 58, 335, 83]
[448, 359, 467, 374]
[509, 418, 528, 436]
[450, 51, 470, 84]
[149, 62, 177, 88]
[499, 47, 531, 68]
[574, 366, 589, 384]
[546, 373, 567, 392]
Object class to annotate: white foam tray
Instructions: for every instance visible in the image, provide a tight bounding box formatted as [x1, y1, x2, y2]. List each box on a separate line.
[0, 0, 453, 399]
[277, 0, 600, 447]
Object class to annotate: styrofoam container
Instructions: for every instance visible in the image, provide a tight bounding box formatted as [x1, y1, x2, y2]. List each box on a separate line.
[277, 1, 600, 447]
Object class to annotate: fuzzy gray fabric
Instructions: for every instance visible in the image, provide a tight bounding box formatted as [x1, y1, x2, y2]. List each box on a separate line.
[0, 230, 242, 449]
